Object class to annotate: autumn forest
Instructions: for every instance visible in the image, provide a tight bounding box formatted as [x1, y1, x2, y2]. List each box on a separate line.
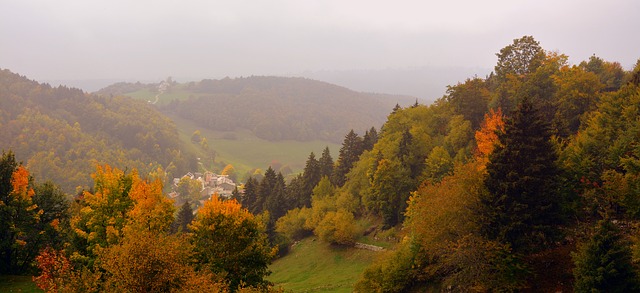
[2, 36, 640, 292]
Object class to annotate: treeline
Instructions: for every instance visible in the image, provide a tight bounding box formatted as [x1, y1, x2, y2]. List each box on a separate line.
[162, 76, 397, 142]
[0, 151, 280, 292]
[0, 70, 196, 193]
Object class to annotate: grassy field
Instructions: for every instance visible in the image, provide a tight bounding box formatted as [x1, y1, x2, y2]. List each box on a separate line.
[268, 238, 381, 292]
[170, 114, 340, 177]
[0, 275, 42, 292]
[126, 87, 204, 105]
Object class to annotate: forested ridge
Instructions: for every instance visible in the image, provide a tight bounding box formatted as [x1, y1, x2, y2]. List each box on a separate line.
[0, 70, 196, 193]
[100, 76, 414, 143]
[2, 36, 640, 292]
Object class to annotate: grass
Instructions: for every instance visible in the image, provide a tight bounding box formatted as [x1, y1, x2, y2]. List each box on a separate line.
[268, 238, 380, 292]
[125, 85, 206, 105]
[169, 114, 340, 177]
[0, 275, 42, 292]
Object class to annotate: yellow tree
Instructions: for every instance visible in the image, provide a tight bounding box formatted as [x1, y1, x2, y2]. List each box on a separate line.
[190, 196, 275, 291]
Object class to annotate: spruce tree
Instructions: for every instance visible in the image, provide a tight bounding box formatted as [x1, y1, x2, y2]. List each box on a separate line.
[242, 177, 259, 213]
[362, 127, 378, 151]
[572, 219, 638, 292]
[318, 147, 334, 178]
[332, 130, 363, 187]
[171, 200, 194, 233]
[257, 167, 278, 214]
[479, 99, 562, 252]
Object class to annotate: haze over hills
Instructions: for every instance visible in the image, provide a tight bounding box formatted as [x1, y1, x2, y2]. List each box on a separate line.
[98, 76, 416, 143]
[0, 69, 196, 193]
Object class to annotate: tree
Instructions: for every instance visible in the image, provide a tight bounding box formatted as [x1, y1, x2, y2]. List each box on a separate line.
[221, 164, 237, 182]
[362, 127, 379, 151]
[474, 108, 505, 162]
[572, 219, 638, 292]
[189, 197, 274, 291]
[445, 78, 490, 129]
[332, 130, 363, 187]
[478, 99, 563, 252]
[191, 130, 202, 143]
[301, 152, 321, 207]
[172, 200, 195, 233]
[69, 165, 136, 266]
[494, 36, 545, 80]
[318, 146, 334, 178]
[177, 176, 203, 207]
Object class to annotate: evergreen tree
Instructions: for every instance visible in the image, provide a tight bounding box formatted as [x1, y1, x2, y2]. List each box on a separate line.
[479, 99, 562, 252]
[301, 152, 321, 207]
[318, 147, 334, 178]
[362, 127, 378, 151]
[242, 177, 259, 213]
[263, 173, 287, 220]
[572, 219, 638, 292]
[256, 167, 277, 214]
[332, 130, 363, 187]
[286, 174, 305, 209]
[171, 200, 194, 233]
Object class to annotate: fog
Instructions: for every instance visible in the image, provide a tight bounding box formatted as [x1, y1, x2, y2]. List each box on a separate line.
[1, 0, 638, 98]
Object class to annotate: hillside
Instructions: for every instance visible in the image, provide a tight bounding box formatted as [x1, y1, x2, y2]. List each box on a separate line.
[0, 69, 196, 193]
[98, 76, 415, 143]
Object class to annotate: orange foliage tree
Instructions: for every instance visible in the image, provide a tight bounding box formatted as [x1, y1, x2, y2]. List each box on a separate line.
[190, 196, 275, 291]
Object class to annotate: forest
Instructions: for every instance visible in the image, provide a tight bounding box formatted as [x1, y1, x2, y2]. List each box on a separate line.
[1, 35, 640, 292]
[0, 71, 196, 193]
[98, 76, 411, 143]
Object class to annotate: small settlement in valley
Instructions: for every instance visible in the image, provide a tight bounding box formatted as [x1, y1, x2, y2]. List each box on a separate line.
[169, 171, 238, 209]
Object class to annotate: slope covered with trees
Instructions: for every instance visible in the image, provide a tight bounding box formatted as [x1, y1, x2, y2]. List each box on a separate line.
[0, 69, 196, 193]
[100, 76, 413, 143]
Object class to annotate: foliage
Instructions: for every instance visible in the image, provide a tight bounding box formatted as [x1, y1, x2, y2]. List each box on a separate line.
[189, 196, 275, 291]
[572, 219, 638, 292]
[332, 130, 364, 187]
[0, 69, 195, 193]
[99, 230, 226, 293]
[0, 154, 68, 274]
[479, 99, 563, 253]
[172, 200, 195, 234]
[163, 76, 392, 143]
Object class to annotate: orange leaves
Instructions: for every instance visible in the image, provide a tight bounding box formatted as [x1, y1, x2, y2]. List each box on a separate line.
[196, 196, 253, 227]
[11, 165, 35, 200]
[33, 247, 72, 292]
[475, 108, 505, 163]
[126, 177, 175, 233]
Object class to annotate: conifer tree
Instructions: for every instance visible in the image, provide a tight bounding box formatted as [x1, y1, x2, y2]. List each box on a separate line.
[362, 127, 378, 151]
[301, 152, 321, 207]
[242, 177, 259, 213]
[572, 218, 638, 292]
[171, 200, 194, 233]
[318, 147, 334, 178]
[479, 99, 562, 252]
[332, 130, 363, 187]
[256, 167, 277, 214]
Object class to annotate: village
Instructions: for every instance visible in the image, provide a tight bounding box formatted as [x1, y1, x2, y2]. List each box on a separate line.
[168, 171, 239, 209]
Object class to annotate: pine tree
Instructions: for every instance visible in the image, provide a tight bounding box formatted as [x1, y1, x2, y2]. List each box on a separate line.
[572, 219, 638, 292]
[318, 147, 334, 178]
[301, 152, 321, 207]
[256, 167, 277, 214]
[362, 127, 378, 151]
[332, 130, 363, 187]
[242, 177, 259, 213]
[479, 99, 562, 252]
[171, 200, 194, 233]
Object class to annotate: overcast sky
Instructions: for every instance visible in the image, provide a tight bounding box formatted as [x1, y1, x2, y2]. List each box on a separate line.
[1, 0, 639, 89]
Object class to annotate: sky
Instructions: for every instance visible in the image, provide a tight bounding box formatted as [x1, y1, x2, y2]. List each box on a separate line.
[1, 0, 639, 96]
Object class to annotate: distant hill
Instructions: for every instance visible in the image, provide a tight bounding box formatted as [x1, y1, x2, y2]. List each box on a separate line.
[99, 76, 415, 143]
[0, 69, 196, 193]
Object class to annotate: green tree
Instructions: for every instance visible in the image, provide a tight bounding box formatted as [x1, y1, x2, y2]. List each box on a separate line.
[479, 99, 563, 252]
[362, 127, 379, 151]
[445, 78, 490, 129]
[177, 176, 203, 207]
[332, 130, 363, 187]
[318, 146, 334, 178]
[494, 35, 545, 80]
[300, 152, 321, 207]
[171, 200, 195, 233]
[572, 219, 638, 292]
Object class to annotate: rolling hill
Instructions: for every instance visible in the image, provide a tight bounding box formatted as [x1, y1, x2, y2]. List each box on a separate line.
[98, 76, 416, 143]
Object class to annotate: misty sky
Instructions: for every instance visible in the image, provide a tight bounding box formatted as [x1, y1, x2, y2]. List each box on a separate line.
[1, 0, 639, 93]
